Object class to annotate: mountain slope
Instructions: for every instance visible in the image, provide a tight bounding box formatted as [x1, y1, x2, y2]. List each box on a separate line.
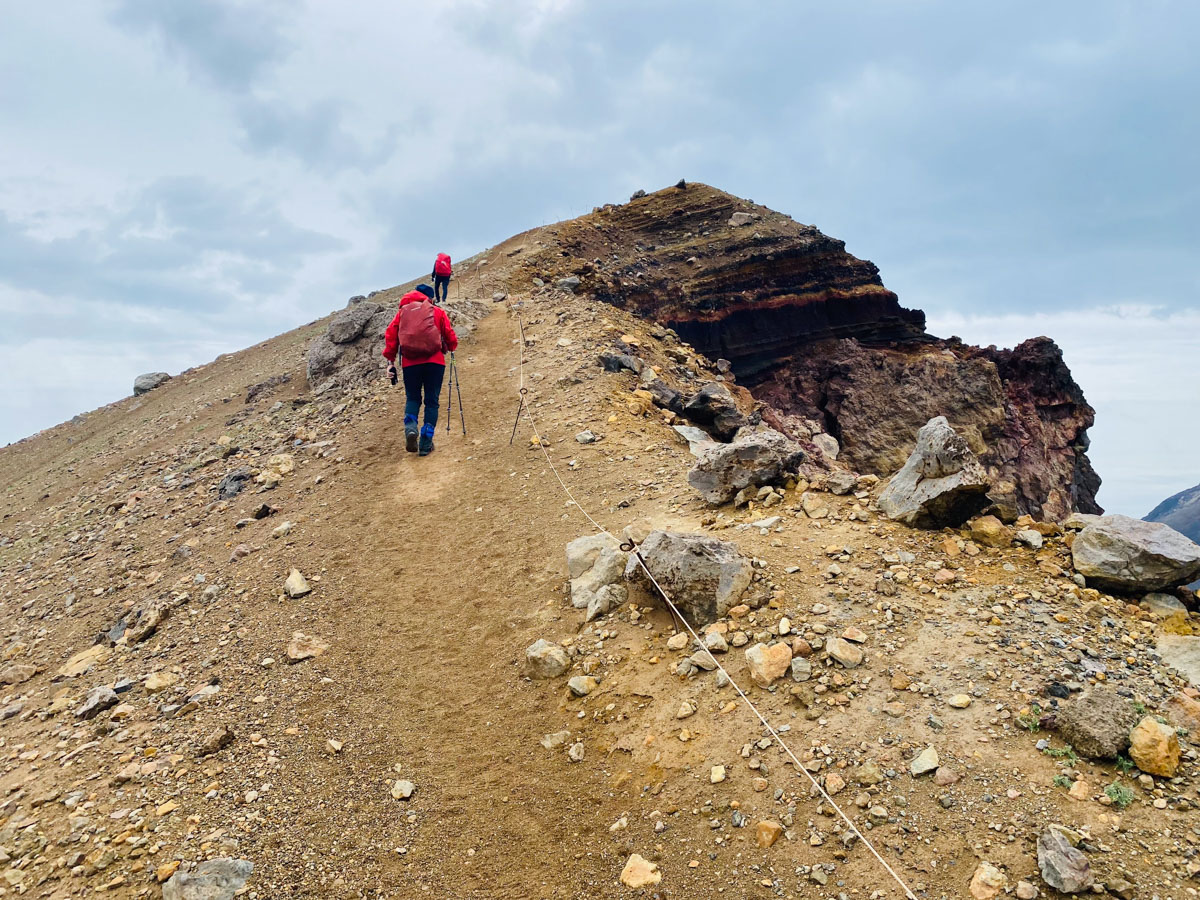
[0, 188, 1196, 898]
[1146, 481, 1200, 542]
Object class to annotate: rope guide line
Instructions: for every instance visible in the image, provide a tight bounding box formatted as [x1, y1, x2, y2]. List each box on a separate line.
[509, 309, 918, 900]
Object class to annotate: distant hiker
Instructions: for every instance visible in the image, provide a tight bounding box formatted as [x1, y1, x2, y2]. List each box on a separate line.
[432, 252, 452, 303]
[383, 284, 459, 456]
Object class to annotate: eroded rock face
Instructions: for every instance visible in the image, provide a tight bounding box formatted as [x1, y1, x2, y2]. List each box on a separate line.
[625, 530, 752, 625]
[1071, 515, 1200, 594]
[568, 184, 1100, 520]
[876, 417, 991, 528]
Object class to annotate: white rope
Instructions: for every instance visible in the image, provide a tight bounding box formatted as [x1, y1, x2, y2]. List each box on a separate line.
[511, 310, 917, 899]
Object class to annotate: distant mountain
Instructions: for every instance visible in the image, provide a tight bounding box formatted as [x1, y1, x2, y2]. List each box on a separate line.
[1146, 482, 1200, 543]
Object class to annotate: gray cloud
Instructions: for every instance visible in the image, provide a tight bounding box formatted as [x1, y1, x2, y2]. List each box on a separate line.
[236, 97, 400, 173]
[0, 177, 343, 312]
[108, 0, 290, 92]
[2, 0, 1197, 515]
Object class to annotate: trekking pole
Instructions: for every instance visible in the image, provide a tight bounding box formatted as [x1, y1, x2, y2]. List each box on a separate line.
[453, 353, 466, 435]
[445, 356, 453, 434]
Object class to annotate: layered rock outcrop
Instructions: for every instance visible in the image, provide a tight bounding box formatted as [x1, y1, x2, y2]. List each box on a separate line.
[550, 183, 1101, 520]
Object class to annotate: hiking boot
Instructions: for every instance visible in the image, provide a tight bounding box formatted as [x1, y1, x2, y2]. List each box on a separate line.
[418, 424, 435, 457]
[404, 416, 419, 453]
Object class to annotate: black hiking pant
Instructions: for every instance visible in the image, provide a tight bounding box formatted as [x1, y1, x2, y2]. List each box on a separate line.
[402, 362, 445, 429]
[433, 274, 450, 303]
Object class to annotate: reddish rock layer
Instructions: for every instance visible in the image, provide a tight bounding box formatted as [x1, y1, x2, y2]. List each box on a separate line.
[753, 337, 1101, 520]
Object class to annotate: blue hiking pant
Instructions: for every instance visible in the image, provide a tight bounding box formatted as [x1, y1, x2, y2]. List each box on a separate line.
[402, 362, 445, 429]
[433, 274, 450, 303]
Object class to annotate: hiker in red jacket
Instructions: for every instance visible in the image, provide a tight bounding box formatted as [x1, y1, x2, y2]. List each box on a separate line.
[382, 284, 459, 456]
[432, 252, 452, 303]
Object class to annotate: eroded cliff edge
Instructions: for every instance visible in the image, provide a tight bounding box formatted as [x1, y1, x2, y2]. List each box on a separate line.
[535, 182, 1100, 520]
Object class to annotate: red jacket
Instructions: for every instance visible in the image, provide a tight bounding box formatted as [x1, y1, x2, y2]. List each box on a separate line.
[382, 291, 459, 367]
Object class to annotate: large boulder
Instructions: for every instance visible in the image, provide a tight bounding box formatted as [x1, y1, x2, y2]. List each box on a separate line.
[625, 530, 752, 625]
[1071, 514, 1200, 594]
[1051, 685, 1139, 760]
[687, 428, 805, 505]
[565, 534, 628, 621]
[877, 416, 991, 527]
[327, 301, 383, 343]
[163, 858, 254, 900]
[133, 372, 170, 395]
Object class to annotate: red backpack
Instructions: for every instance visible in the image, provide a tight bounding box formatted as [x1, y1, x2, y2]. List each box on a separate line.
[434, 253, 452, 277]
[397, 300, 444, 359]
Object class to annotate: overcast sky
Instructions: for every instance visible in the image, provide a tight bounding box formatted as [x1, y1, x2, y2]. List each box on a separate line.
[1, 0, 1196, 516]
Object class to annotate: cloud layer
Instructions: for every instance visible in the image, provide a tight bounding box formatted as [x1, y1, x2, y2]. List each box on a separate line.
[1, 0, 1196, 516]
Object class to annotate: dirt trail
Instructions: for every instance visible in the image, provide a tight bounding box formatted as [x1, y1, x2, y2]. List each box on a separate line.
[317, 309, 639, 897]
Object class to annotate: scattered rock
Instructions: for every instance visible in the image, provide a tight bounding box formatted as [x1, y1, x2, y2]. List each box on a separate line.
[1015, 528, 1044, 549]
[755, 820, 783, 849]
[1071, 514, 1200, 593]
[286, 632, 329, 663]
[1142, 592, 1187, 618]
[391, 780, 415, 800]
[681, 382, 749, 441]
[197, 725, 234, 757]
[625, 530, 753, 626]
[673, 424, 718, 456]
[75, 686, 118, 719]
[1037, 827, 1092, 893]
[145, 671, 179, 693]
[566, 534, 628, 621]
[969, 862, 1007, 900]
[283, 569, 311, 598]
[162, 858, 253, 900]
[876, 416, 991, 527]
[568, 675, 598, 697]
[970, 515, 1012, 548]
[947, 693, 972, 709]
[541, 731, 571, 750]
[0, 663, 36, 685]
[745, 642, 792, 687]
[790, 657, 812, 682]
[910, 747, 939, 776]
[1016, 880, 1039, 900]
[216, 468, 253, 500]
[526, 639, 570, 679]
[1128, 715, 1181, 776]
[57, 644, 111, 678]
[619, 854, 661, 888]
[825, 637, 863, 668]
